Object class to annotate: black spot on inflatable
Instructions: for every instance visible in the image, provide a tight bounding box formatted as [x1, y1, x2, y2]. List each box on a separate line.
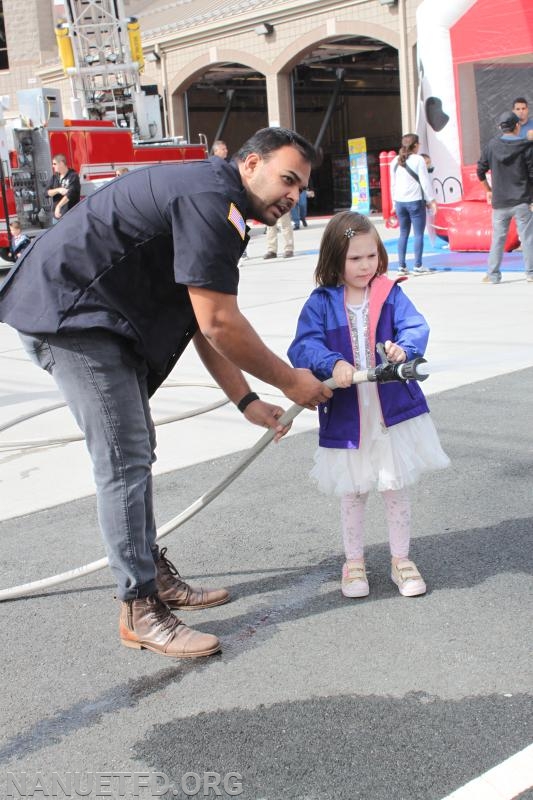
[425, 97, 450, 132]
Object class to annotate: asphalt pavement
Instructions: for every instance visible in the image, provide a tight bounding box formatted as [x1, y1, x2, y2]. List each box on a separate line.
[0, 217, 532, 800]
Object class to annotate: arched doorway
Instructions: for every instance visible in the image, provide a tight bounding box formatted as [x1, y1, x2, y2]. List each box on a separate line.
[183, 63, 268, 156]
[290, 35, 400, 214]
[172, 34, 400, 214]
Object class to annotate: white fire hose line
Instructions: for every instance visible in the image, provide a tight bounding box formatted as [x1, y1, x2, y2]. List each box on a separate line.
[0, 382, 230, 450]
[0, 364, 429, 601]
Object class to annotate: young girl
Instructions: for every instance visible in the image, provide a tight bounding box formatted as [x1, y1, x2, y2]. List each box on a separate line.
[288, 211, 449, 598]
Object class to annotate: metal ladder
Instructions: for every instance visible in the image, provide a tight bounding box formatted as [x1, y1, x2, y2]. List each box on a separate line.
[61, 0, 141, 122]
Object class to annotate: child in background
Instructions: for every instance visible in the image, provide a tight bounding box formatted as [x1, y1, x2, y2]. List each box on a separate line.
[8, 220, 31, 261]
[420, 154, 438, 247]
[288, 211, 449, 598]
[421, 153, 434, 173]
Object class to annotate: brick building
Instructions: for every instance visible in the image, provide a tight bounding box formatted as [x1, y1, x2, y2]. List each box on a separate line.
[0, 0, 423, 212]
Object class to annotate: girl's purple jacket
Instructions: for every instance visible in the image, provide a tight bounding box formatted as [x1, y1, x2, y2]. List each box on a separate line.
[288, 275, 430, 449]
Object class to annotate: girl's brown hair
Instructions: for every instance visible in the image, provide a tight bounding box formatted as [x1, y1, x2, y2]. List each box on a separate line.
[398, 133, 419, 166]
[314, 211, 388, 287]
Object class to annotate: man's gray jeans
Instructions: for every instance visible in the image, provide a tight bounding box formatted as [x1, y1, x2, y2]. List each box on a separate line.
[487, 202, 533, 282]
[19, 330, 159, 600]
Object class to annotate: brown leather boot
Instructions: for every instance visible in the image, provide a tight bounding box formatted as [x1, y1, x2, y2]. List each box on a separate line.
[155, 547, 230, 610]
[119, 594, 221, 658]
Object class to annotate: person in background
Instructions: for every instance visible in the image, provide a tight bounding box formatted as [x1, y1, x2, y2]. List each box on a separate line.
[390, 133, 437, 276]
[212, 142, 249, 260]
[420, 154, 437, 246]
[420, 153, 434, 174]
[511, 97, 533, 141]
[288, 211, 449, 600]
[292, 181, 316, 229]
[291, 189, 308, 230]
[211, 140, 229, 160]
[477, 111, 533, 284]
[46, 154, 80, 223]
[212, 141, 250, 260]
[263, 212, 294, 259]
[115, 167, 130, 177]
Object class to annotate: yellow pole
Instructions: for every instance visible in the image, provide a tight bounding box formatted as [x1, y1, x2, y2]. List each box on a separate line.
[55, 23, 75, 72]
[127, 18, 144, 72]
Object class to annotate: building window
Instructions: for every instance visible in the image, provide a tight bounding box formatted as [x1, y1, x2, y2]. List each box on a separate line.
[0, 2, 8, 70]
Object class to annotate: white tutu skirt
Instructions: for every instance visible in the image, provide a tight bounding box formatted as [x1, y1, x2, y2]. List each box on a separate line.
[310, 383, 450, 496]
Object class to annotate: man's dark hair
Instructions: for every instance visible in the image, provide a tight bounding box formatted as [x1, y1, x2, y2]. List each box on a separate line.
[236, 127, 318, 167]
[512, 97, 528, 107]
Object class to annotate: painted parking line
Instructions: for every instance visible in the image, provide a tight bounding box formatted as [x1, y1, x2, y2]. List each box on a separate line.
[440, 743, 533, 800]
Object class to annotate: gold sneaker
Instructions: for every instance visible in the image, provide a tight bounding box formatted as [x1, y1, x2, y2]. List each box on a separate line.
[391, 559, 427, 597]
[341, 561, 369, 598]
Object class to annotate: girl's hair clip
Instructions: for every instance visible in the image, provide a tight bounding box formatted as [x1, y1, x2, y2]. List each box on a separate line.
[344, 227, 356, 238]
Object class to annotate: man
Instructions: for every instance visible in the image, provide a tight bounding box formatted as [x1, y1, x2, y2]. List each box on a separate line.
[212, 140, 250, 260]
[263, 211, 294, 259]
[512, 97, 533, 141]
[0, 127, 332, 659]
[477, 111, 533, 284]
[46, 153, 81, 222]
[211, 139, 229, 160]
[291, 188, 309, 230]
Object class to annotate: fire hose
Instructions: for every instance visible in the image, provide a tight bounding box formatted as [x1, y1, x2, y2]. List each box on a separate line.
[0, 350, 429, 601]
[0, 381, 230, 450]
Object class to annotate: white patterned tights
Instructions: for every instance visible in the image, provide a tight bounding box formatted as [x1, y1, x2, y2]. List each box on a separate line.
[340, 488, 411, 561]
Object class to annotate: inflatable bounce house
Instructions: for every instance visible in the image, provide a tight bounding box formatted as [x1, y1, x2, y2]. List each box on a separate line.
[384, 0, 533, 251]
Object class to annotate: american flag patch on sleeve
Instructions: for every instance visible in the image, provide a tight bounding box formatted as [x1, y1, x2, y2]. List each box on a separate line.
[227, 202, 246, 240]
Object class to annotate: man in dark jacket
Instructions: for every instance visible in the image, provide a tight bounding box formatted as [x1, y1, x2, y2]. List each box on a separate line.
[0, 127, 332, 660]
[477, 111, 533, 284]
[46, 153, 80, 222]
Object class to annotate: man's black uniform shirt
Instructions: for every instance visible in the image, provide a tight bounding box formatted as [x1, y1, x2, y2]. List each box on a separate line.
[0, 158, 251, 389]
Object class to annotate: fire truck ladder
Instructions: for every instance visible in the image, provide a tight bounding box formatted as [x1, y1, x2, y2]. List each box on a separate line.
[59, 0, 144, 125]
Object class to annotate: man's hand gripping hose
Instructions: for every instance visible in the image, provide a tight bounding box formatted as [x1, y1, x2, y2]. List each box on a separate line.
[0, 346, 429, 601]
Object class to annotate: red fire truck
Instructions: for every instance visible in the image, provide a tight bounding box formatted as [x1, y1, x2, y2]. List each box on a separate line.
[3, 95, 207, 240]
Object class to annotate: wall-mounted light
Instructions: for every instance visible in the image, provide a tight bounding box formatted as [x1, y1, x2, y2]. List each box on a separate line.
[255, 22, 274, 36]
[145, 50, 161, 63]
[378, 0, 397, 5]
